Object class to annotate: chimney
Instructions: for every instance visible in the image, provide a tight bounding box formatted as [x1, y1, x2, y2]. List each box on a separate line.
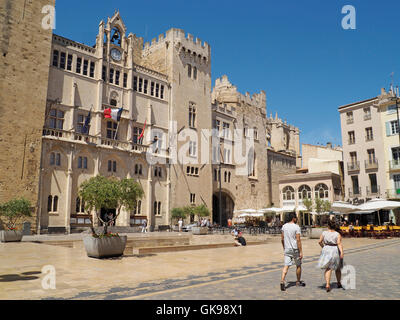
[326, 142, 332, 149]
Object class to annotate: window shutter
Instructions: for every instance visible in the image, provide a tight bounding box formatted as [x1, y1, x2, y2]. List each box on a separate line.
[386, 122, 391, 136]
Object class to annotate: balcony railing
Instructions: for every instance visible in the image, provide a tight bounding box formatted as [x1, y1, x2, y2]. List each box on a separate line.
[43, 127, 150, 154]
[365, 135, 373, 142]
[365, 158, 378, 170]
[364, 114, 372, 121]
[386, 189, 400, 199]
[389, 160, 400, 171]
[348, 187, 361, 198]
[348, 139, 356, 145]
[347, 161, 360, 172]
[346, 118, 354, 124]
[366, 186, 380, 196]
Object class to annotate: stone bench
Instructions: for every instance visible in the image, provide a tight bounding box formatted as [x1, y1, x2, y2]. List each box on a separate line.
[132, 241, 267, 255]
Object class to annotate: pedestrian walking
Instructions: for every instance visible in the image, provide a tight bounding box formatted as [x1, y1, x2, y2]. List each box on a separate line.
[317, 219, 344, 292]
[280, 212, 305, 291]
[141, 219, 147, 233]
[178, 218, 183, 232]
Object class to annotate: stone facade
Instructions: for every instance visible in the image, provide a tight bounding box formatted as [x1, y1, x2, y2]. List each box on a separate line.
[1, 11, 301, 233]
[0, 0, 55, 232]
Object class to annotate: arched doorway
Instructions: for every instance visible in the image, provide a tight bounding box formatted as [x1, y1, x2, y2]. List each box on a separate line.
[212, 191, 235, 227]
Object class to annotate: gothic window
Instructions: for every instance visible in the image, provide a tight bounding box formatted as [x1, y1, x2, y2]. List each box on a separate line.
[188, 64, 192, 78]
[109, 69, 114, 83]
[156, 83, 160, 97]
[315, 183, 329, 199]
[138, 78, 143, 92]
[53, 196, 58, 212]
[76, 197, 85, 213]
[47, 196, 52, 212]
[143, 79, 148, 94]
[133, 76, 138, 91]
[108, 160, 117, 173]
[189, 103, 196, 127]
[102, 66, 107, 81]
[78, 156, 88, 169]
[150, 81, 155, 96]
[282, 186, 295, 201]
[298, 185, 312, 200]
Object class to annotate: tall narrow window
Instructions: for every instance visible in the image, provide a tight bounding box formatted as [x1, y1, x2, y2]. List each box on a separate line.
[49, 109, 64, 129]
[56, 153, 61, 166]
[133, 127, 144, 144]
[138, 78, 143, 92]
[52, 50, 59, 67]
[188, 64, 192, 78]
[115, 70, 120, 85]
[365, 127, 373, 141]
[76, 57, 82, 73]
[143, 79, 148, 94]
[47, 196, 53, 212]
[160, 85, 164, 99]
[193, 67, 197, 80]
[83, 60, 88, 76]
[60, 52, 66, 69]
[106, 121, 118, 139]
[53, 196, 58, 212]
[67, 54, 73, 71]
[151, 81, 155, 96]
[133, 76, 138, 91]
[102, 66, 107, 81]
[109, 69, 114, 83]
[123, 73, 128, 88]
[90, 61, 95, 78]
[155, 83, 160, 97]
[50, 153, 55, 165]
[189, 103, 196, 127]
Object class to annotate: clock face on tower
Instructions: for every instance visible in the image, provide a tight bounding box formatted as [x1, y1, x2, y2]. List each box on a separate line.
[110, 48, 122, 61]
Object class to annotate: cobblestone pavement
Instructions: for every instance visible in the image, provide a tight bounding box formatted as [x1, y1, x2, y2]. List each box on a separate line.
[1, 237, 399, 300]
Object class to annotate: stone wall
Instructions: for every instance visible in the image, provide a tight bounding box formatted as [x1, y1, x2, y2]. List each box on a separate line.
[0, 0, 55, 233]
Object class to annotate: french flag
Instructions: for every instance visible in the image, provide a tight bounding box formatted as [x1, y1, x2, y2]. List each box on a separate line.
[104, 108, 123, 121]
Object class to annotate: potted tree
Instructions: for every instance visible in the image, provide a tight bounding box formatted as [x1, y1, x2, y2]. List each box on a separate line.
[310, 198, 329, 239]
[79, 175, 144, 258]
[171, 207, 187, 231]
[192, 204, 210, 235]
[0, 198, 32, 243]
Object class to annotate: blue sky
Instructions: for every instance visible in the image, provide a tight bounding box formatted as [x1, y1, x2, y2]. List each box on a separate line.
[53, 0, 400, 147]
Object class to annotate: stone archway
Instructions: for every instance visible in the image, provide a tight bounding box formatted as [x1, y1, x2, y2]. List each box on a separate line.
[212, 191, 235, 227]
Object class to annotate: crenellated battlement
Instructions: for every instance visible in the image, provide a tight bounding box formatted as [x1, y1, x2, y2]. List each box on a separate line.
[142, 28, 210, 61]
[213, 75, 266, 110]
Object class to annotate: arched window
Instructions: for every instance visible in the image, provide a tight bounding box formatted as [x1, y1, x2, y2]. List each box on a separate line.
[154, 201, 157, 215]
[187, 64, 192, 78]
[315, 183, 329, 199]
[53, 196, 58, 212]
[282, 186, 295, 201]
[224, 171, 227, 182]
[47, 196, 53, 212]
[298, 185, 312, 200]
[76, 197, 80, 213]
[137, 200, 141, 215]
[193, 67, 197, 80]
[158, 202, 161, 215]
[228, 172, 231, 183]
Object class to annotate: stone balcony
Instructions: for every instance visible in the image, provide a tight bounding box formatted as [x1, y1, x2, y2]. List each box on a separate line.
[389, 160, 400, 171]
[42, 128, 150, 155]
[347, 161, 360, 172]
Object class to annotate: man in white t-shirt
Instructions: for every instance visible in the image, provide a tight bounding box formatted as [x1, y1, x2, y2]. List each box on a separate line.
[280, 212, 305, 291]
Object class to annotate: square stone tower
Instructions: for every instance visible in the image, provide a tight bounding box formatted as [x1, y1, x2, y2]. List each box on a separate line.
[0, 0, 55, 232]
[141, 29, 213, 215]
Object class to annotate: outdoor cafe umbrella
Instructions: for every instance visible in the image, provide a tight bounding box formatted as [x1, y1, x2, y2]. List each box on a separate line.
[331, 201, 358, 214]
[356, 199, 400, 225]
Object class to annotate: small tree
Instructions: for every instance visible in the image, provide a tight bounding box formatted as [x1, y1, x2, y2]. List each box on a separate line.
[302, 198, 313, 212]
[0, 198, 32, 230]
[193, 204, 210, 223]
[171, 207, 187, 224]
[183, 205, 196, 223]
[79, 175, 144, 236]
[322, 200, 332, 214]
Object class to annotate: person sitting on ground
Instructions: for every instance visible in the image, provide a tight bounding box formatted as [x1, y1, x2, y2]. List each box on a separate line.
[234, 231, 247, 246]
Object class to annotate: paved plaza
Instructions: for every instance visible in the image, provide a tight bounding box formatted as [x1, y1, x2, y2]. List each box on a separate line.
[0, 234, 399, 300]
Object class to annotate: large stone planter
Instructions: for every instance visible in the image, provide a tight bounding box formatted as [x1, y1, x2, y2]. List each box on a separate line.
[0, 230, 23, 243]
[83, 235, 127, 259]
[309, 228, 328, 239]
[191, 226, 208, 235]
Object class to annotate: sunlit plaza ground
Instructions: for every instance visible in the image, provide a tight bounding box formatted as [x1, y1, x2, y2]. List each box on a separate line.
[1, 233, 399, 300]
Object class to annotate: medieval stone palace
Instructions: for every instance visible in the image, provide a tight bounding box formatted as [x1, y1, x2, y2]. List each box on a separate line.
[0, 4, 300, 233]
